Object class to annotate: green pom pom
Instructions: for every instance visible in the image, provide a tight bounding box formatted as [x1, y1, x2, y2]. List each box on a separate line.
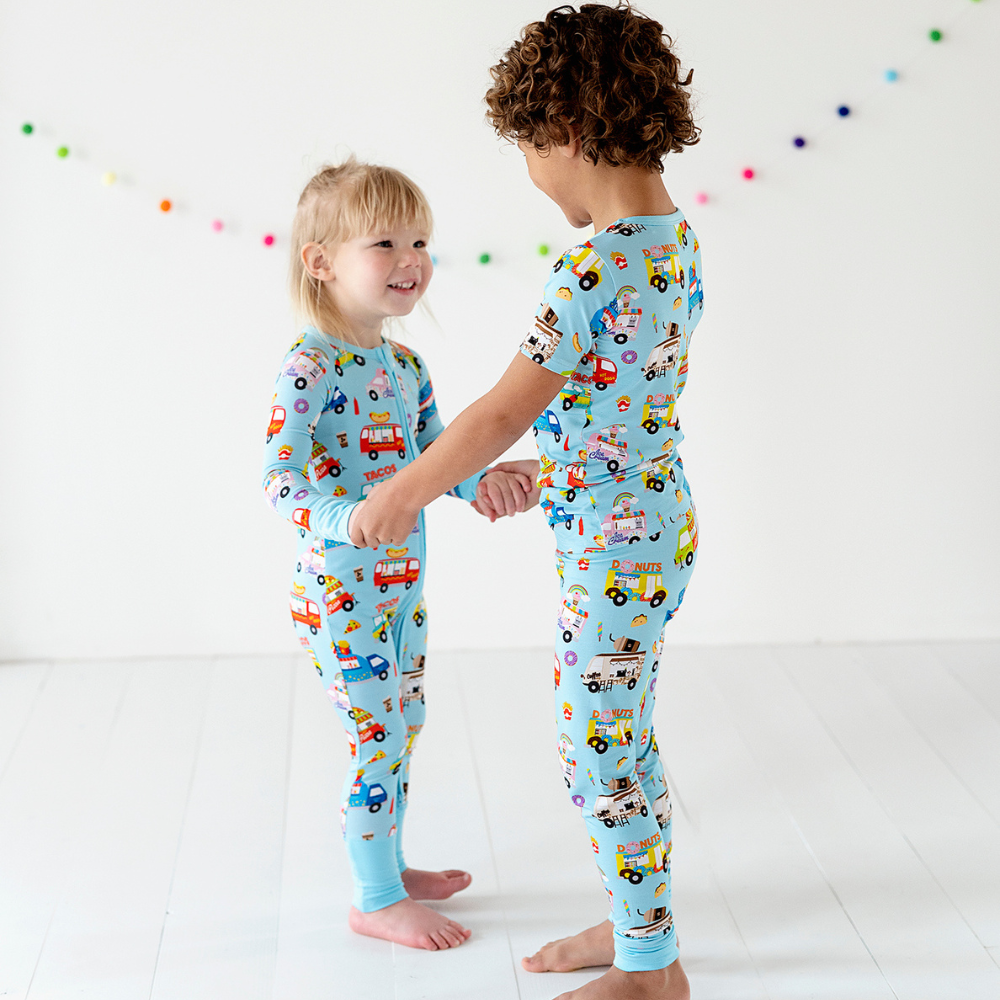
[21, 123, 33, 135]
[538, 243, 550, 256]
[56, 145, 69, 158]
[929, 28, 943, 41]
[478, 252, 491, 264]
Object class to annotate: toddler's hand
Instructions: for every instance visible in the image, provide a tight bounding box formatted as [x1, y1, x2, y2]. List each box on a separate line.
[472, 464, 539, 522]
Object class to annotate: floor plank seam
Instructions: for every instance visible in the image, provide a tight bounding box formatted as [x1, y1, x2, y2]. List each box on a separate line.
[0, 661, 53, 792]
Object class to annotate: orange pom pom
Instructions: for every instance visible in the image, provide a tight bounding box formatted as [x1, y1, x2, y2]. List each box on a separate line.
[160, 199, 172, 213]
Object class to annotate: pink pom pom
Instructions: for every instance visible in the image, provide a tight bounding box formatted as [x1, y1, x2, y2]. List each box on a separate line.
[742, 168, 755, 180]
[263, 233, 275, 246]
[211, 219, 224, 232]
[694, 191, 709, 205]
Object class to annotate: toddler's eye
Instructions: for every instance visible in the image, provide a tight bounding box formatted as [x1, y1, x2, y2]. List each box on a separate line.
[376, 239, 393, 248]
[414, 240, 427, 248]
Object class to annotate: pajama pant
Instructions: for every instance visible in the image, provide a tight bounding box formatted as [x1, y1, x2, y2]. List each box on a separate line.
[553, 514, 697, 972]
[290, 534, 428, 912]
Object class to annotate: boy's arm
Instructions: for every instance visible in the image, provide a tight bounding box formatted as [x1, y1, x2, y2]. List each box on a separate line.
[350, 353, 565, 547]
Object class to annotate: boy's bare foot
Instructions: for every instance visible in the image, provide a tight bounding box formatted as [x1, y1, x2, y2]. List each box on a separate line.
[401, 867, 472, 900]
[522, 920, 615, 972]
[552, 960, 690, 1000]
[348, 897, 471, 950]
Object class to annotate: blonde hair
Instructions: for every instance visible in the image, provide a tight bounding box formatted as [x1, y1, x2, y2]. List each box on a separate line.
[289, 157, 434, 344]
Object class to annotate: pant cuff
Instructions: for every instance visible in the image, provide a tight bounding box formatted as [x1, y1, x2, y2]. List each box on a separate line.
[612, 926, 680, 972]
[348, 836, 408, 912]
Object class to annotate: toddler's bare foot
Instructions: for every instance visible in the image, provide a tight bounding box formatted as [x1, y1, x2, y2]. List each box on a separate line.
[552, 960, 690, 1000]
[348, 897, 471, 950]
[401, 867, 472, 900]
[522, 919, 615, 972]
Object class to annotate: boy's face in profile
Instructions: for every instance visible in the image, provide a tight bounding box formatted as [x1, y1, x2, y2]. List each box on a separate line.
[517, 139, 593, 229]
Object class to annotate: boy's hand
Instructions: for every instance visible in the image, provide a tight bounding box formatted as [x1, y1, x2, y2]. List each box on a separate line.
[347, 481, 419, 549]
[471, 460, 541, 522]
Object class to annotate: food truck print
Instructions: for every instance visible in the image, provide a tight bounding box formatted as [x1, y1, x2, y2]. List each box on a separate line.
[326, 386, 348, 414]
[361, 423, 406, 460]
[555, 242, 604, 290]
[282, 348, 329, 390]
[564, 462, 588, 500]
[602, 494, 647, 546]
[687, 261, 704, 319]
[674, 220, 690, 247]
[266, 405, 286, 442]
[607, 221, 646, 237]
[366, 367, 395, 401]
[617, 834, 667, 884]
[349, 775, 388, 812]
[542, 497, 575, 529]
[575, 350, 619, 391]
[533, 409, 563, 441]
[623, 907, 674, 939]
[637, 451, 676, 492]
[558, 586, 590, 642]
[643, 245, 685, 293]
[328, 672, 352, 714]
[374, 555, 421, 591]
[401, 667, 425, 705]
[674, 509, 699, 568]
[604, 561, 668, 608]
[297, 539, 326, 582]
[640, 394, 676, 434]
[641, 322, 682, 381]
[309, 440, 342, 480]
[335, 640, 390, 683]
[353, 707, 387, 744]
[587, 424, 628, 473]
[289, 592, 322, 634]
[653, 789, 672, 829]
[596, 285, 643, 345]
[416, 380, 437, 432]
[560, 378, 592, 412]
[333, 349, 367, 377]
[522, 304, 563, 364]
[264, 469, 297, 509]
[324, 577, 356, 615]
[586, 711, 634, 754]
[594, 776, 646, 828]
[581, 635, 646, 693]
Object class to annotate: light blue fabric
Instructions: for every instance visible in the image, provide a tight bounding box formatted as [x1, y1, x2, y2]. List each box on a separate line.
[262, 328, 484, 910]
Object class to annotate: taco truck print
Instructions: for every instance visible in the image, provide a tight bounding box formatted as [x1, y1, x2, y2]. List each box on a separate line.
[523, 304, 563, 364]
[581, 635, 646, 693]
[604, 562, 667, 608]
[594, 775, 647, 828]
[361, 423, 406, 460]
[602, 494, 647, 546]
[586, 711, 634, 754]
[643, 245, 685, 293]
[374, 555, 421, 591]
[623, 907, 674, 939]
[282, 348, 329, 390]
[617, 833, 667, 885]
[555, 242, 604, 290]
[587, 424, 628, 473]
[641, 323, 682, 381]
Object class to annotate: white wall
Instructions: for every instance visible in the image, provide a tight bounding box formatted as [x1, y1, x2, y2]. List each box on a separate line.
[1, 0, 997, 660]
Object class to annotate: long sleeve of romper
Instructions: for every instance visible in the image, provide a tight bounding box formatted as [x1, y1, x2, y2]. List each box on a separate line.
[261, 342, 358, 545]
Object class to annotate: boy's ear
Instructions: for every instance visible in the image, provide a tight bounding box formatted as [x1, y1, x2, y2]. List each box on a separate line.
[302, 242, 335, 281]
[557, 125, 582, 159]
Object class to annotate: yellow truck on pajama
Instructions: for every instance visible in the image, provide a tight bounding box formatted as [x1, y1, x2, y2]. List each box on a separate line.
[616, 833, 667, 884]
[586, 713, 634, 755]
[604, 564, 668, 608]
[556, 242, 605, 291]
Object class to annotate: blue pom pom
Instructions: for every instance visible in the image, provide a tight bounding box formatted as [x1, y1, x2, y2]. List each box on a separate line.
[837, 105, 851, 117]
[885, 69, 898, 82]
[793, 136, 806, 148]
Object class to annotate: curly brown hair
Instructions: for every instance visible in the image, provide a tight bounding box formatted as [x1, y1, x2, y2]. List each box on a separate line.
[484, 3, 699, 173]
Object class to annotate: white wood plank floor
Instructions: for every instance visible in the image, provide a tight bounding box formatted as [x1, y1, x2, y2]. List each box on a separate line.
[1, 641, 998, 1000]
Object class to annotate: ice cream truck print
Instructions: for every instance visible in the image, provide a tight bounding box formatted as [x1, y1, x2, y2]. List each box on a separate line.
[289, 592, 321, 634]
[577, 350, 619, 390]
[366, 368, 395, 401]
[297, 540, 326, 582]
[617, 835, 667, 884]
[586, 714, 634, 754]
[416, 380, 437, 432]
[558, 734, 577, 787]
[328, 672, 352, 714]
[687, 261, 704, 319]
[353, 708, 387, 744]
[558, 587, 590, 642]
[641, 322, 682, 381]
[594, 776, 646, 828]
[333, 349, 366, 377]
[349, 776, 388, 812]
[266, 405, 286, 442]
[594, 286, 642, 345]
[264, 469, 297, 509]
[533, 409, 563, 441]
[282, 348, 329, 390]
[309, 440, 342, 480]
[640, 394, 676, 434]
[604, 564, 667, 608]
[637, 451, 676, 492]
[602, 494, 647, 546]
[374, 556, 421, 591]
[401, 667, 424, 705]
[361, 423, 406, 460]
[522, 304, 562, 364]
[324, 577, 356, 615]
[674, 509, 699, 568]
[653, 790, 672, 828]
[587, 424, 628, 473]
[581, 635, 646, 693]
[555, 242, 604, 290]
[623, 907, 674, 939]
[643, 245, 685, 293]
